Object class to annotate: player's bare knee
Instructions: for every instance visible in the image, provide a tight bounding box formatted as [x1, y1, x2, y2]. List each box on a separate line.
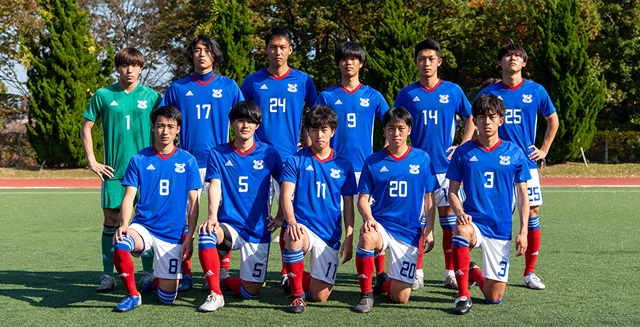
[284, 235, 305, 252]
[393, 291, 411, 304]
[530, 205, 540, 217]
[454, 224, 474, 239]
[103, 209, 120, 226]
[311, 291, 329, 303]
[359, 230, 379, 249]
[242, 281, 263, 295]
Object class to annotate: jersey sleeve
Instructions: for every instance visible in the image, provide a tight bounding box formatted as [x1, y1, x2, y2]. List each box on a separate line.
[205, 149, 222, 181]
[357, 161, 374, 195]
[314, 92, 328, 106]
[304, 75, 318, 106]
[228, 80, 245, 105]
[159, 84, 177, 107]
[152, 91, 162, 109]
[188, 155, 204, 190]
[445, 148, 463, 183]
[375, 91, 390, 120]
[280, 155, 299, 184]
[341, 162, 358, 196]
[270, 149, 283, 182]
[122, 156, 140, 187]
[424, 154, 439, 194]
[83, 90, 103, 122]
[455, 86, 472, 118]
[393, 89, 405, 109]
[536, 86, 557, 117]
[240, 77, 254, 101]
[514, 147, 532, 183]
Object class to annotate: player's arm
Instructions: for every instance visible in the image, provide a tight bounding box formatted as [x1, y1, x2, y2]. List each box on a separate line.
[114, 186, 137, 243]
[447, 116, 476, 160]
[182, 188, 199, 261]
[80, 118, 114, 180]
[448, 180, 472, 225]
[357, 193, 378, 234]
[529, 112, 559, 162]
[340, 195, 355, 264]
[267, 185, 284, 233]
[198, 179, 222, 235]
[514, 181, 530, 257]
[281, 181, 305, 241]
[422, 191, 436, 253]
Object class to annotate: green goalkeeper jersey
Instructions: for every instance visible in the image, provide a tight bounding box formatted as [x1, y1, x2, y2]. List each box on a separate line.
[83, 83, 161, 180]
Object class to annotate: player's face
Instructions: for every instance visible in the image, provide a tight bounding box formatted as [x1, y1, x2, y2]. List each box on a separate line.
[116, 63, 142, 85]
[152, 116, 180, 147]
[231, 118, 259, 142]
[308, 125, 335, 152]
[193, 41, 214, 73]
[339, 57, 363, 78]
[384, 120, 411, 148]
[414, 49, 442, 78]
[474, 112, 504, 138]
[267, 37, 292, 68]
[499, 52, 526, 73]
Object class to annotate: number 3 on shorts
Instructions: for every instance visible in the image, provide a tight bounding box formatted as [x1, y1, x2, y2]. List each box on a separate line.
[498, 260, 508, 277]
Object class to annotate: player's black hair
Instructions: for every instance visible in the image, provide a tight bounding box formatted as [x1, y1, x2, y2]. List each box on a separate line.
[304, 105, 338, 131]
[334, 41, 366, 66]
[497, 43, 528, 63]
[114, 47, 145, 68]
[264, 26, 293, 47]
[151, 105, 183, 126]
[414, 38, 441, 59]
[383, 107, 413, 128]
[472, 94, 506, 118]
[229, 100, 262, 126]
[186, 34, 224, 70]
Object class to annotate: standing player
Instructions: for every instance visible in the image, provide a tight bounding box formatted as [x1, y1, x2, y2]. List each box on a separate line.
[160, 34, 244, 291]
[240, 26, 318, 288]
[394, 39, 475, 291]
[280, 105, 357, 313]
[354, 107, 438, 313]
[112, 105, 201, 312]
[81, 47, 161, 292]
[196, 101, 282, 312]
[446, 94, 530, 315]
[476, 43, 559, 290]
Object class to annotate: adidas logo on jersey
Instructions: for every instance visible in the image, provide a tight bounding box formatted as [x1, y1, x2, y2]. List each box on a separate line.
[498, 95, 503, 100]
[380, 166, 388, 172]
[412, 96, 420, 102]
[335, 99, 343, 105]
[409, 164, 420, 174]
[499, 155, 511, 165]
[330, 168, 341, 178]
[110, 100, 118, 106]
[186, 90, 194, 96]
[260, 84, 268, 90]
[225, 161, 233, 167]
[523, 94, 533, 103]
[204, 270, 215, 277]
[455, 269, 465, 276]
[306, 165, 314, 171]
[146, 164, 156, 170]
[469, 156, 478, 162]
[175, 163, 186, 173]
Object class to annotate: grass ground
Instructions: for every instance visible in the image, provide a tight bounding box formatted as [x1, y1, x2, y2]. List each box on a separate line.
[1, 188, 639, 326]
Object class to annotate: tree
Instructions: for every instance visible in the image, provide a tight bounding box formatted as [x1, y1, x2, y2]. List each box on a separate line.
[531, 0, 605, 162]
[25, 0, 113, 167]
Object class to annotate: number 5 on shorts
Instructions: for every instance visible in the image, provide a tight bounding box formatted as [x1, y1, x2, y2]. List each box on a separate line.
[252, 263, 264, 278]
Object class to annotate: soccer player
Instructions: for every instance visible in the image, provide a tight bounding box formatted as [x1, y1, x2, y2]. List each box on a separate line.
[81, 47, 161, 292]
[354, 107, 438, 313]
[394, 39, 475, 291]
[160, 34, 244, 291]
[476, 43, 559, 290]
[196, 101, 282, 312]
[240, 26, 317, 289]
[446, 94, 530, 315]
[280, 105, 357, 313]
[112, 105, 201, 312]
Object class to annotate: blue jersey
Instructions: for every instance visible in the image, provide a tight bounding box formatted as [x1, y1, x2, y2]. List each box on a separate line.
[315, 84, 389, 172]
[446, 140, 531, 240]
[241, 68, 318, 162]
[476, 80, 556, 169]
[160, 71, 244, 168]
[394, 80, 472, 173]
[123, 146, 202, 244]
[280, 147, 357, 250]
[358, 147, 439, 247]
[205, 141, 282, 243]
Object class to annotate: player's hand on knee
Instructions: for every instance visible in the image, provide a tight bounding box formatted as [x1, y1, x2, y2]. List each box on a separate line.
[181, 242, 193, 262]
[456, 213, 472, 225]
[360, 219, 378, 235]
[88, 161, 114, 181]
[515, 232, 527, 257]
[198, 218, 218, 236]
[423, 231, 435, 254]
[287, 222, 305, 241]
[266, 215, 282, 233]
[113, 226, 129, 244]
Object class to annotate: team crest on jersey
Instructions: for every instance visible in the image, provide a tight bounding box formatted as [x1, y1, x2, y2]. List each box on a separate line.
[253, 160, 264, 170]
[499, 156, 511, 165]
[439, 94, 449, 103]
[409, 164, 420, 174]
[137, 100, 147, 109]
[212, 89, 223, 98]
[175, 163, 186, 173]
[360, 98, 370, 107]
[330, 168, 341, 178]
[287, 84, 297, 92]
[522, 94, 533, 103]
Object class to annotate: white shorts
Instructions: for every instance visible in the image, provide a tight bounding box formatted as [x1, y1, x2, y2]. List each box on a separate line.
[219, 223, 270, 283]
[269, 176, 281, 205]
[129, 223, 183, 280]
[435, 173, 466, 207]
[514, 168, 543, 208]
[198, 168, 211, 203]
[377, 224, 419, 284]
[340, 171, 360, 211]
[470, 222, 511, 283]
[305, 227, 340, 285]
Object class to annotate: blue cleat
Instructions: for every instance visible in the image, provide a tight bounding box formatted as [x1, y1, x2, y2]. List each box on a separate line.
[178, 274, 193, 292]
[115, 294, 141, 312]
[141, 279, 157, 295]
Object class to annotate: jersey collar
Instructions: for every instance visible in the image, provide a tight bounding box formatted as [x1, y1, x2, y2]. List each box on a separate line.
[266, 67, 291, 81]
[153, 145, 177, 160]
[231, 141, 256, 156]
[475, 139, 502, 152]
[339, 83, 362, 94]
[312, 148, 334, 163]
[192, 72, 216, 86]
[500, 79, 525, 91]
[385, 146, 411, 161]
[418, 79, 441, 92]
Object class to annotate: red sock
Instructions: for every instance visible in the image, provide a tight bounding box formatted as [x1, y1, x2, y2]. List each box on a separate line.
[198, 248, 221, 295]
[452, 238, 471, 299]
[375, 252, 385, 274]
[525, 228, 541, 276]
[284, 260, 305, 296]
[417, 230, 424, 269]
[114, 249, 137, 296]
[442, 229, 454, 271]
[279, 228, 287, 276]
[356, 254, 375, 293]
[303, 271, 311, 291]
[220, 252, 231, 270]
[182, 234, 192, 277]
[469, 266, 485, 292]
[382, 281, 391, 295]
[152, 278, 159, 289]
[221, 276, 242, 296]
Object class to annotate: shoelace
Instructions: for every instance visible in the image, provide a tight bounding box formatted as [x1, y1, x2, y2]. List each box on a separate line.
[292, 297, 307, 307]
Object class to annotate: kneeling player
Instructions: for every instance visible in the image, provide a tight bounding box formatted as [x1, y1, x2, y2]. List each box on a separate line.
[354, 107, 438, 313]
[197, 101, 283, 312]
[112, 105, 201, 312]
[281, 105, 357, 313]
[446, 94, 530, 315]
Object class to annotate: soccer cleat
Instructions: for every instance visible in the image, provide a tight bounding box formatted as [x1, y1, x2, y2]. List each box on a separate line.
[138, 271, 154, 289]
[411, 270, 424, 291]
[97, 274, 117, 292]
[453, 296, 472, 315]
[288, 296, 307, 314]
[354, 292, 374, 313]
[444, 275, 458, 290]
[522, 273, 546, 290]
[140, 278, 157, 295]
[219, 267, 230, 282]
[115, 294, 141, 312]
[177, 274, 193, 292]
[373, 272, 391, 294]
[281, 274, 291, 294]
[200, 281, 209, 292]
[198, 291, 225, 312]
